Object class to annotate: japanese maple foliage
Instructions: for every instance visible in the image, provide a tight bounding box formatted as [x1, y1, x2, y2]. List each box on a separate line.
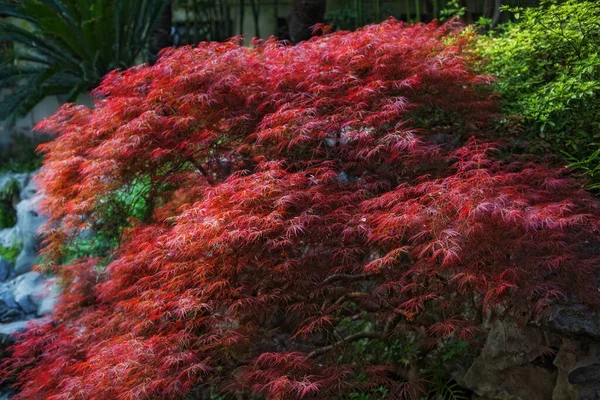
[3, 20, 600, 399]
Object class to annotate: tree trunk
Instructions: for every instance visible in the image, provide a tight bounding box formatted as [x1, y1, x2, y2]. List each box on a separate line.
[150, 0, 173, 64]
[288, 0, 326, 44]
[491, 0, 503, 28]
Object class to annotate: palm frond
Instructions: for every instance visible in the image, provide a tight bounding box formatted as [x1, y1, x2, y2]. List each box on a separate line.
[0, 0, 169, 121]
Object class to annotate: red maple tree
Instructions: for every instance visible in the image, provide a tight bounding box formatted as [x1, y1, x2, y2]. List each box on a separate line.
[2, 20, 599, 399]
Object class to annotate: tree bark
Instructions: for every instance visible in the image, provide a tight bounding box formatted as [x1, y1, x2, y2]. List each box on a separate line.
[491, 0, 503, 28]
[150, 0, 173, 65]
[288, 0, 326, 44]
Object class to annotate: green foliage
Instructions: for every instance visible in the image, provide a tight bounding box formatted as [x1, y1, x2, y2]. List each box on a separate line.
[0, 134, 43, 173]
[425, 373, 468, 400]
[349, 385, 389, 400]
[476, 0, 600, 186]
[0, 0, 167, 121]
[0, 242, 21, 262]
[0, 178, 19, 229]
[172, 0, 234, 43]
[326, 0, 380, 31]
[0, 203, 16, 230]
[0, 178, 20, 200]
[439, 0, 466, 21]
[335, 308, 473, 399]
[423, 340, 471, 400]
[564, 149, 600, 189]
[57, 175, 156, 265]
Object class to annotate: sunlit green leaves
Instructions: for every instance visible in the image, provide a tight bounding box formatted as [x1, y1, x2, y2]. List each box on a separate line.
[476, 0, 600, 187]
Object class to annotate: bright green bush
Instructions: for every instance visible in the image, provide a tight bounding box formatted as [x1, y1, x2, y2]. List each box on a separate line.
[476, 0, 600, 187]
[0, 242, 21, 262]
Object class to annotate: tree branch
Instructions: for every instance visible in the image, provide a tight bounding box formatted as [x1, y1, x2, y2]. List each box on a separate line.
[307, 331, 383, 359]
[322, 272, 376, 285]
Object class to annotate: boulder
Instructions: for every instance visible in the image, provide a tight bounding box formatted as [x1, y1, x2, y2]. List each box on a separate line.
[11, 272, 43, 314]
[463, 319, 558, 400]
[549, 304, 600, 340]
[18, 176, 38, 201]
[0, 317, 50, 348]
[0, 319, 31, 338]
[0, 173, 30, 198]
[0, 227, 19, 249]
[0, 284, 24, 322]
[10, 272, 57, 317]
[36, 278, 59, 317]
[567, 347, 600, 400]
[0, 258, 10, 282]
[554, 339, 583, 400]
[14, 195, 46, 275]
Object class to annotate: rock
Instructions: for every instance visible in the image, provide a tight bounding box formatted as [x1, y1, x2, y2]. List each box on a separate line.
[10, 272, 57, 317]
[0, 227, 19, 249]
[463, 319, 558, 400]
[0, 284, 23, 322]
[36, 278, 59, 317]
[0, 319, 31, 337]
[481, 319, 552, 368]
[567, 347, 600, 400]
[0, 317, 50, 347]
[553, 339, 581, 400]
[0, 258, 10, 281]
[569, 359, 600, 383]
[469, 361, 556, 400]
[551, 338, 600, 400]
[11, 272, 44, 314]
[14, 195, 46, 275]
[549, 304, 600, 339]
[18, 175, 38, 201]
[13, 252, 37, 277]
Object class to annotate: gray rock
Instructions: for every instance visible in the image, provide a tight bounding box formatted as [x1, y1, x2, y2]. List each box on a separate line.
[550, 304, 600, 339]
[463, 319, 558, 400]
[0, 284, 23, 322]
[553, 339, 581, 400]
[11, 271, 54, 315]
[11, 272, 43, 314]
[14, 195, 46, 275]
[551, 339, 600, 400]
[0, 258, 11, 281]
[0, 316, 50, 342]
[0, 319, 31, 337]
[569, 360, 600, 384]
[18, 174, 38, 201]
[0, 227, 19, 249]
[36, 278, 59, 317]
[568, 351, 600, 400]
[13, 252, 37, 277]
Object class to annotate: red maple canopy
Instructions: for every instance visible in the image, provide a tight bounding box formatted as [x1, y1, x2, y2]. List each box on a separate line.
[3, 20, 599, 399]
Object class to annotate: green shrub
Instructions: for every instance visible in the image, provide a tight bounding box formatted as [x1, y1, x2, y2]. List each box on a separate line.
[476, 0, 600, 187]
[0, 133, 43, 173]
[0, 242, 21, 262]
[0, 203, 15, 229]
[0, 0, 168, 120]
[0, 178, 19, 229]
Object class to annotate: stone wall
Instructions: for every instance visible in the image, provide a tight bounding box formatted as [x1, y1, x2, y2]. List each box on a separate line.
[0, 172, 58, 372]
